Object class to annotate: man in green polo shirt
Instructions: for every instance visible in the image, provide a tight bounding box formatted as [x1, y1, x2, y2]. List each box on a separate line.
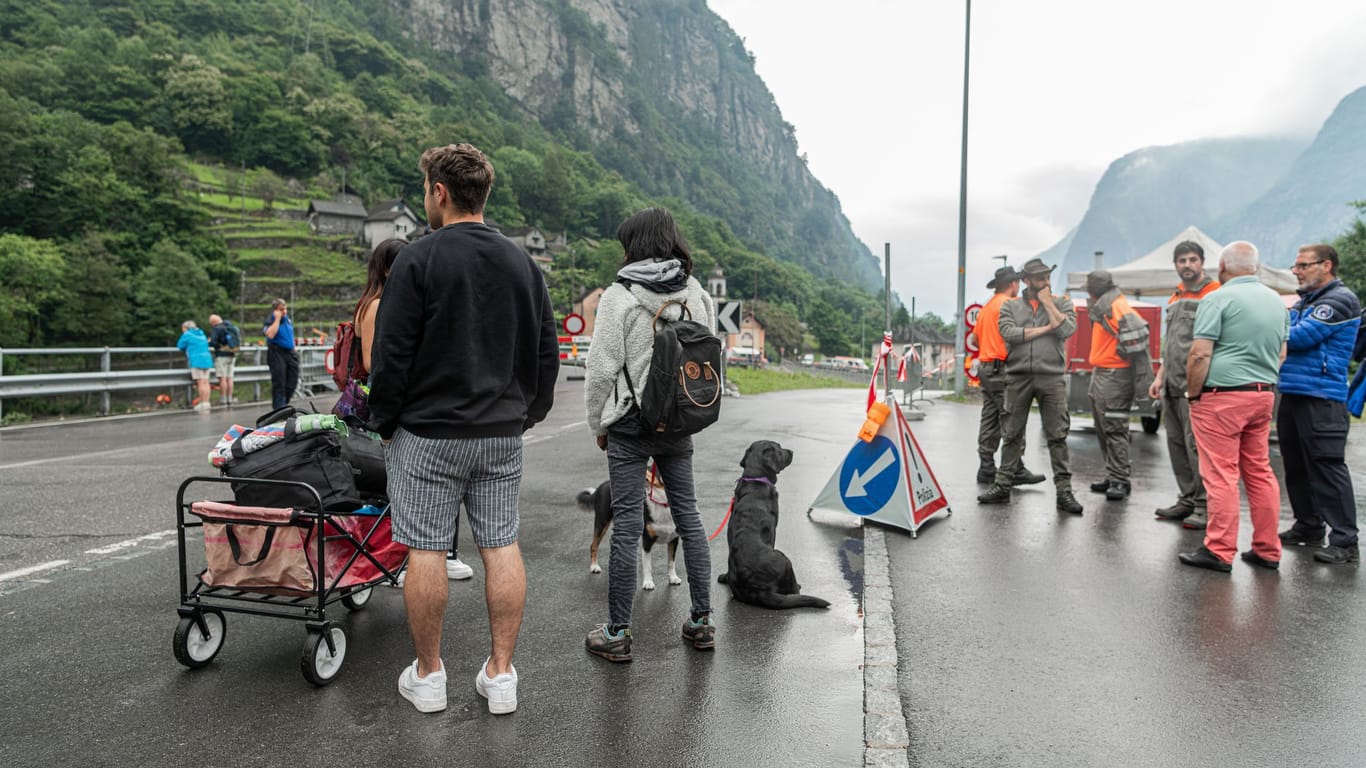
[1177, 241, 1287, 573]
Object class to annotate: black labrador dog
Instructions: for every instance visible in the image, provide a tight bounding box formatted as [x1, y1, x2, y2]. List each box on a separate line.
[717, 440, 830, 610]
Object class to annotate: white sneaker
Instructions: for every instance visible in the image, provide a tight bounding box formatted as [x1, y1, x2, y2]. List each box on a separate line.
[475, 657, 517, 715]
[398, 659, 447, 713]
[446, 558, 474, 580]
[194, 402, 211, 412]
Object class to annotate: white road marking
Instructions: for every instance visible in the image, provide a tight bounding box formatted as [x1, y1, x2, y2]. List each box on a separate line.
[85, 529, 176, 555]
[0, 437, 205, 471]
[0, 560, 70, 582]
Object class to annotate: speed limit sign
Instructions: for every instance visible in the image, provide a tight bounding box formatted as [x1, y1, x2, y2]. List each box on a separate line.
[965, 303, 983, 330]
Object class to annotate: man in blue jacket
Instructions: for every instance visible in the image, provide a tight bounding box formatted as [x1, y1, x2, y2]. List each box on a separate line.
[262, 298, 298, 409]
[1278, 244, 1362, 564]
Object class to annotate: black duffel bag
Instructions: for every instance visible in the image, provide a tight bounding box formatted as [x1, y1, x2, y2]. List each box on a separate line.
[223, 428, 360, 510]
[339, 426, 387, 497]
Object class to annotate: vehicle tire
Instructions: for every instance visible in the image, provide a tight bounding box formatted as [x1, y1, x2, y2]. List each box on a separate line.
[1141, 414, 1160, 435]
[173, 610, 226, 669]
[301, 626, 347, 686]
[341, 586, 372, 611]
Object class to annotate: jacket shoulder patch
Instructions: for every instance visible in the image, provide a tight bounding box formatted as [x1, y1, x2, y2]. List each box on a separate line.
[1313, 304, 1335, 321]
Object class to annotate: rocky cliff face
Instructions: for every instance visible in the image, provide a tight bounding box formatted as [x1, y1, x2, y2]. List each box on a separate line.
[391, 0, 880, 287]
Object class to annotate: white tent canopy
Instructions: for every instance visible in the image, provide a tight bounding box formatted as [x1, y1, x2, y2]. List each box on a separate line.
[1066, 225, 1298, 297]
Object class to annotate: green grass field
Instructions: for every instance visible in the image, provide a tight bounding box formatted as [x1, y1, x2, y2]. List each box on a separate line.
[726, 366, 864, 395]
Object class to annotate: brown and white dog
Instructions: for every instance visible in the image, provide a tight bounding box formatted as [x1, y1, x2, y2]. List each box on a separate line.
[576, 462, 680, 590]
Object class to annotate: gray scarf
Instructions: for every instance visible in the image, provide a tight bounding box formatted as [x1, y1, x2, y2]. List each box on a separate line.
[616, 258, 687, 293]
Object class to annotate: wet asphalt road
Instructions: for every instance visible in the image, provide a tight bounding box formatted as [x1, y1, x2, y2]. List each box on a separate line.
[4, 377, 1366, 767]
[891, 399, 1366, 767]
[0, 374, 864, 768]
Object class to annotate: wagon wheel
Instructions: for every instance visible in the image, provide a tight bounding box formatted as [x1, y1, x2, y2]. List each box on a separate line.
[173, 609, 226, 669]
[341, 586, 373, 611]
[301, 625, 347, 686]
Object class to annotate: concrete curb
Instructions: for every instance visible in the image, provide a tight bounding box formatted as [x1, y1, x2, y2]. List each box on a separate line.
[863, 524, 909, 766]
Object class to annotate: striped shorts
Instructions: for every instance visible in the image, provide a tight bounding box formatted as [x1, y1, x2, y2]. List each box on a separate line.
[385, 427, 523, 550]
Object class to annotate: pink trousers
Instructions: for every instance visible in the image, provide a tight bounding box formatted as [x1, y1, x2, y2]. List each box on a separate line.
[1189, 391, 1282, 564]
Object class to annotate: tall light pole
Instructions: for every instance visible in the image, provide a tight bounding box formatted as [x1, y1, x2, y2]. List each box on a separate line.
[952, 0, 973, 396]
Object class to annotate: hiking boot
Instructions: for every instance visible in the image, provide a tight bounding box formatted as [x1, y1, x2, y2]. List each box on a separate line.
[446, 557, 474, 580]
[1313, 544, 1360, 564]
[1089, 480, 1111, 494]
[682, 615, 716, 650]
[474, 657, 518, 715]
[1181, 511, 1207, 530]
[1154, 504, 1193, 522]
[397, 659, 447, 713]
[976, 460, 997, 485]
[1013, 467, 1047, 486]
[586, 624, 633, 662]
[1279, 527, 1325, 548]
[1105, 481, 1131, 501]
[1056, 490, 1083, 515]
[977, 484, 1011, 505]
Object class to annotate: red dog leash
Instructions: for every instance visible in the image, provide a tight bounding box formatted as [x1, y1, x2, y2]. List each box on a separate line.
[708, 498, 734, 541]
[707, 476, 773, 541]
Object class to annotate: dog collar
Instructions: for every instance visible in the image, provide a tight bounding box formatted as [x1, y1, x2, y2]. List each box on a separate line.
[738, 476, 774, 486]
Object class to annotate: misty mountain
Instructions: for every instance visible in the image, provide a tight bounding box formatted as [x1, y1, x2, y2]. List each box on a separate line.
[1047, 137, 1306, 277]
[1042, 84, 1366, 274]
[1211, 85, 1366, 264]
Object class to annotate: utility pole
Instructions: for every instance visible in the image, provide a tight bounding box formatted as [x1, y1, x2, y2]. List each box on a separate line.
[953, 0, 973, 396]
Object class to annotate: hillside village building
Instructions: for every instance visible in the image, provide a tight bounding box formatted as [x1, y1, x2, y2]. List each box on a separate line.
[363, 199, 420, 249]
[306, 199, 366, 236]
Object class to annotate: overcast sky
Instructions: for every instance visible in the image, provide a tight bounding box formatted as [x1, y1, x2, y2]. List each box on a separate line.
[707, 0, 1366, 320]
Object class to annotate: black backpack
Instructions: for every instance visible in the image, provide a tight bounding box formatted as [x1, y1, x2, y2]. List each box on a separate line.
[624, 299, 723, 436]
[218, 322, 241, 353]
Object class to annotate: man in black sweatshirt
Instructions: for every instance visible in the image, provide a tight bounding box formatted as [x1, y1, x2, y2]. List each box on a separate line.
[369, 143, 559, 716]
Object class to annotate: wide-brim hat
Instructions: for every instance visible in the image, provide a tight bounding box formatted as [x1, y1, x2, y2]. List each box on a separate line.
[1086, 269, 1116, 295]
[1019, 257, 1056, 277]
[986, 265, 1023, 289]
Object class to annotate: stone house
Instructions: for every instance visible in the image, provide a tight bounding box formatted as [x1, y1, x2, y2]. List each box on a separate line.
[502, 226, 551, 269]
[306, 199, 367, 236]
[363, 199, 421, 248]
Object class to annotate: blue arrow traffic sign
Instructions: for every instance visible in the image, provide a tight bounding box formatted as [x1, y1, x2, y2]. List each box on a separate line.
[838, 435, 902, 515]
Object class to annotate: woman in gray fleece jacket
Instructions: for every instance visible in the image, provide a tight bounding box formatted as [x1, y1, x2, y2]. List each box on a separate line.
[582, 207, 717, 663]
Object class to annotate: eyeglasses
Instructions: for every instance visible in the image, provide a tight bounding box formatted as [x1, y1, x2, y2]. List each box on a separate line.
[1290, 260, 1325, 271]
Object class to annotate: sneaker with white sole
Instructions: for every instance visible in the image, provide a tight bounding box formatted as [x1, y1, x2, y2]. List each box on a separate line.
[393, 559, 474, 587]
[475, 657, 518, 715]
[446, 558, 474, 580]
[398, 659, 447, 713]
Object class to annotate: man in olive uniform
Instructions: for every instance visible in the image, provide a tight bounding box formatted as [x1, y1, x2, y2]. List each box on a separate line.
[978, 258, 1084, 514]
[1146, 241, 1219, 528]
[1084, 269, 1153, 501]
[972, 264, 1046, 486]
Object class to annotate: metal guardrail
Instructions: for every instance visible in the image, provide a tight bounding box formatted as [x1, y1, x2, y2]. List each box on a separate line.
[0, 345, 334, 420]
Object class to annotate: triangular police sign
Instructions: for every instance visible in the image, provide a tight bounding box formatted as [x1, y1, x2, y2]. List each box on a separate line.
[808, 398, 950, 536]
